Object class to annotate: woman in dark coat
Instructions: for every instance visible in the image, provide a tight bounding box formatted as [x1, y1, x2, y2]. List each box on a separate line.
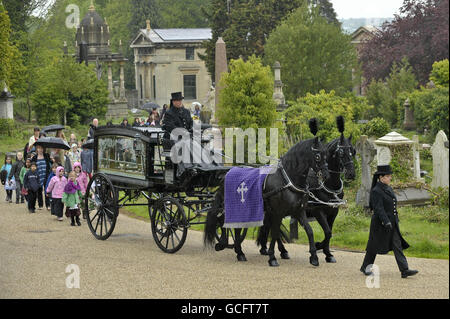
[360, 165, 418, 278]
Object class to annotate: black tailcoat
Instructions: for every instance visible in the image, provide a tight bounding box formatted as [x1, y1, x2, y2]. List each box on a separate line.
[162, 106, 193, 134]
[366, 181, 410, 254]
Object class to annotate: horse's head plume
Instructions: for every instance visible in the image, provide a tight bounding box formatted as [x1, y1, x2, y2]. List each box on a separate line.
[309, 118, 318, 136]
[337, 116, 345, 134]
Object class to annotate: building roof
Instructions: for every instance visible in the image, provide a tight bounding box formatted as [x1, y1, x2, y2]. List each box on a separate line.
[131, 28, 212, 47]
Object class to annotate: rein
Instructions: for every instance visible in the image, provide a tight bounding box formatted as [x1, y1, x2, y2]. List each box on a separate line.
[262, 161, 309, 199]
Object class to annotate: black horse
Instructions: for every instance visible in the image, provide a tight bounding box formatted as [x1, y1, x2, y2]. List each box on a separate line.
[204, 119, 330, 267]
[257, 116, 356, 265]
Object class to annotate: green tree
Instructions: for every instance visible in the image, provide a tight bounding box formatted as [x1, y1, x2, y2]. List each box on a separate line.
[32, 55, 109, 126]
[264, 3, 357, 100]
[0, 3, 13, 86]
[217, 55, 277, 128]
[201, 0, 338, 80]
[366, 58, 418, 125]
[430, 59, 449, 88]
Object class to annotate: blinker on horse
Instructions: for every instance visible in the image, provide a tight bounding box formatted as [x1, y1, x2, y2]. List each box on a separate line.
[204, 118, 330, 267]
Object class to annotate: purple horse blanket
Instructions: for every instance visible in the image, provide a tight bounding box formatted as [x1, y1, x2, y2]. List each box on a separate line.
[224, 166, 274, 228]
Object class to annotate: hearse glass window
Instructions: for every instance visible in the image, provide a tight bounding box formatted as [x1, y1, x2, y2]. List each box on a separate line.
[98, 135, 146, 179]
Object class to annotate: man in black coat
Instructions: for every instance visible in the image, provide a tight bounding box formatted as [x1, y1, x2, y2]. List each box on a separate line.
[162, 92, 193, 135]
[360, 165, 419, 279]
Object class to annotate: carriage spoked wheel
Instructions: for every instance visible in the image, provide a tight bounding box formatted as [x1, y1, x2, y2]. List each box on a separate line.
[85, 173, 118, 240]
[151, 196, 188, 253]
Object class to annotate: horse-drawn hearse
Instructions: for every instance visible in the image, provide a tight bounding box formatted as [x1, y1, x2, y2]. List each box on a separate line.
[85, 117, 355, 267]
[84, 123, 238, 253]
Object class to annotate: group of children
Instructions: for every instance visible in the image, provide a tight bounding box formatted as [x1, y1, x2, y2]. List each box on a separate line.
[1, 153, 89, 227]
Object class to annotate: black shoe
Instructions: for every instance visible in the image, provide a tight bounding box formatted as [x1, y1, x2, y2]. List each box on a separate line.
[360, 266, 373, 276]
[401, 269, 418, 278]
[31, 210, 35, 214]
[76, 217, 81, 226]
[21, 199, 25, 203]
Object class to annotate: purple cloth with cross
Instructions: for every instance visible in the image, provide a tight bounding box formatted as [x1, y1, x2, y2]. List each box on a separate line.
[224, 166, 273, 228]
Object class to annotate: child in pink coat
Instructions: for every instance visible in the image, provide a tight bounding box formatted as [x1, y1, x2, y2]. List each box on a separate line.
[72, 162, 88, 195]
[46, 166, 67, 221]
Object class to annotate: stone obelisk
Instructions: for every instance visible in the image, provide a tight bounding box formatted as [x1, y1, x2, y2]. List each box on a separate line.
[214, 37, 228, 122]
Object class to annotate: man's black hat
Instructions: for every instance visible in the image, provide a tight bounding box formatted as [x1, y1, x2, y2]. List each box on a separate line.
[374, 165, 393, 176]
[171, 92, 184, 101]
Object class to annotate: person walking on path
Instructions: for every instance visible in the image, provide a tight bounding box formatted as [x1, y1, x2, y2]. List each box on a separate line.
[87, 118, 98, 140]
[46, 166, 67, 221]
[27, 127, 40, 153]
[45, 163, 58, 213]
[19, 158, 32, 203]
[1, 156, 14, 203]
[80, 146, 93, 179]
[31, 146, 52, 211]
[62, 171, 83, 226]
[10, 152, 25, 204]
[360, 165, 419, 279]
[23, 162, 40, 213]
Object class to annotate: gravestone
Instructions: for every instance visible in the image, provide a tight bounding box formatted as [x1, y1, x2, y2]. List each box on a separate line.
[356, 135, 377, 207]
[403, 98, 416, 130]
[374, 131, 413, 166]
[431, 130, 449, 188]
[412, 135, 424, 182]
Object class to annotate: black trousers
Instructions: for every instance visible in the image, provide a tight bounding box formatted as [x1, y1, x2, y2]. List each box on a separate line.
[6, 190, 13, 200]
[28, 190, 38, 211]
[15, 180, 24, 202]
[51, 198, 64, 218]
[362, 228, 409, 273]
[37, 186, 50, 208]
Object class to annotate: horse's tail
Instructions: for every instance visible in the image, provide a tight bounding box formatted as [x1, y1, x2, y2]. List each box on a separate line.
[204, 185, 224, 248]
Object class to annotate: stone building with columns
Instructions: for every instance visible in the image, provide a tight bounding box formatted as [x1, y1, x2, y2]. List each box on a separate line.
[74, 2, 128, 118]
[130, 21, 212, 109]
[351, 25, 378, 96]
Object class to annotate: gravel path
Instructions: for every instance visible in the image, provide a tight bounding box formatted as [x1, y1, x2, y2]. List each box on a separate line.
[0, 187, 448, 299]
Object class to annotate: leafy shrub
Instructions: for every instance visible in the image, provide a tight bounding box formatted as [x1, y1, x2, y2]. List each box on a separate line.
[284, 90, 371, 143]
[409, 87, 449, 136]
[360, 117, 390, 138]
[0, 119, 15, 136]
[430, 59, 449, 88]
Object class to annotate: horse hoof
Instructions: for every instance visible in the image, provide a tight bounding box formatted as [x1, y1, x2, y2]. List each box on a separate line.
[259, 248, 268, 256]
[310, 256, 319, 267]
[326, 256, 337, 263]
[237, 254, 247, 262]
[215, 243, 225, 251]
[280, 252, 290, 260]
[268, 259, 279, 267]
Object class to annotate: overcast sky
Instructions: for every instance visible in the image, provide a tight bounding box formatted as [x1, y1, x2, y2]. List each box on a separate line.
[330, 0, 405, 19]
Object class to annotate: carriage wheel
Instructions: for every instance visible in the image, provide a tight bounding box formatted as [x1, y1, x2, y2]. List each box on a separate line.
[151, 196, 188, 253]
[85, 173, 118, 240]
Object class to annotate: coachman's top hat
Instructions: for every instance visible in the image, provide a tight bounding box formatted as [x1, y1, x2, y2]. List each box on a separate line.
[374, 165, 393, 176]
[171, 92, 184, 101]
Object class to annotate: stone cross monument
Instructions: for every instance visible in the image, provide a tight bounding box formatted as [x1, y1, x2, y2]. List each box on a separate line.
[356, 135, 377, 207]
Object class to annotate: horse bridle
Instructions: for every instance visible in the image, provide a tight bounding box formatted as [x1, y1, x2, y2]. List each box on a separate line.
[262, 146, 326, 199]
[328, 144, 355, 174]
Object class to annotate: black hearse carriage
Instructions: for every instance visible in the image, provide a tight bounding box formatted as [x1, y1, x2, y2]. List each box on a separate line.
[85, 124, 231, 253]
